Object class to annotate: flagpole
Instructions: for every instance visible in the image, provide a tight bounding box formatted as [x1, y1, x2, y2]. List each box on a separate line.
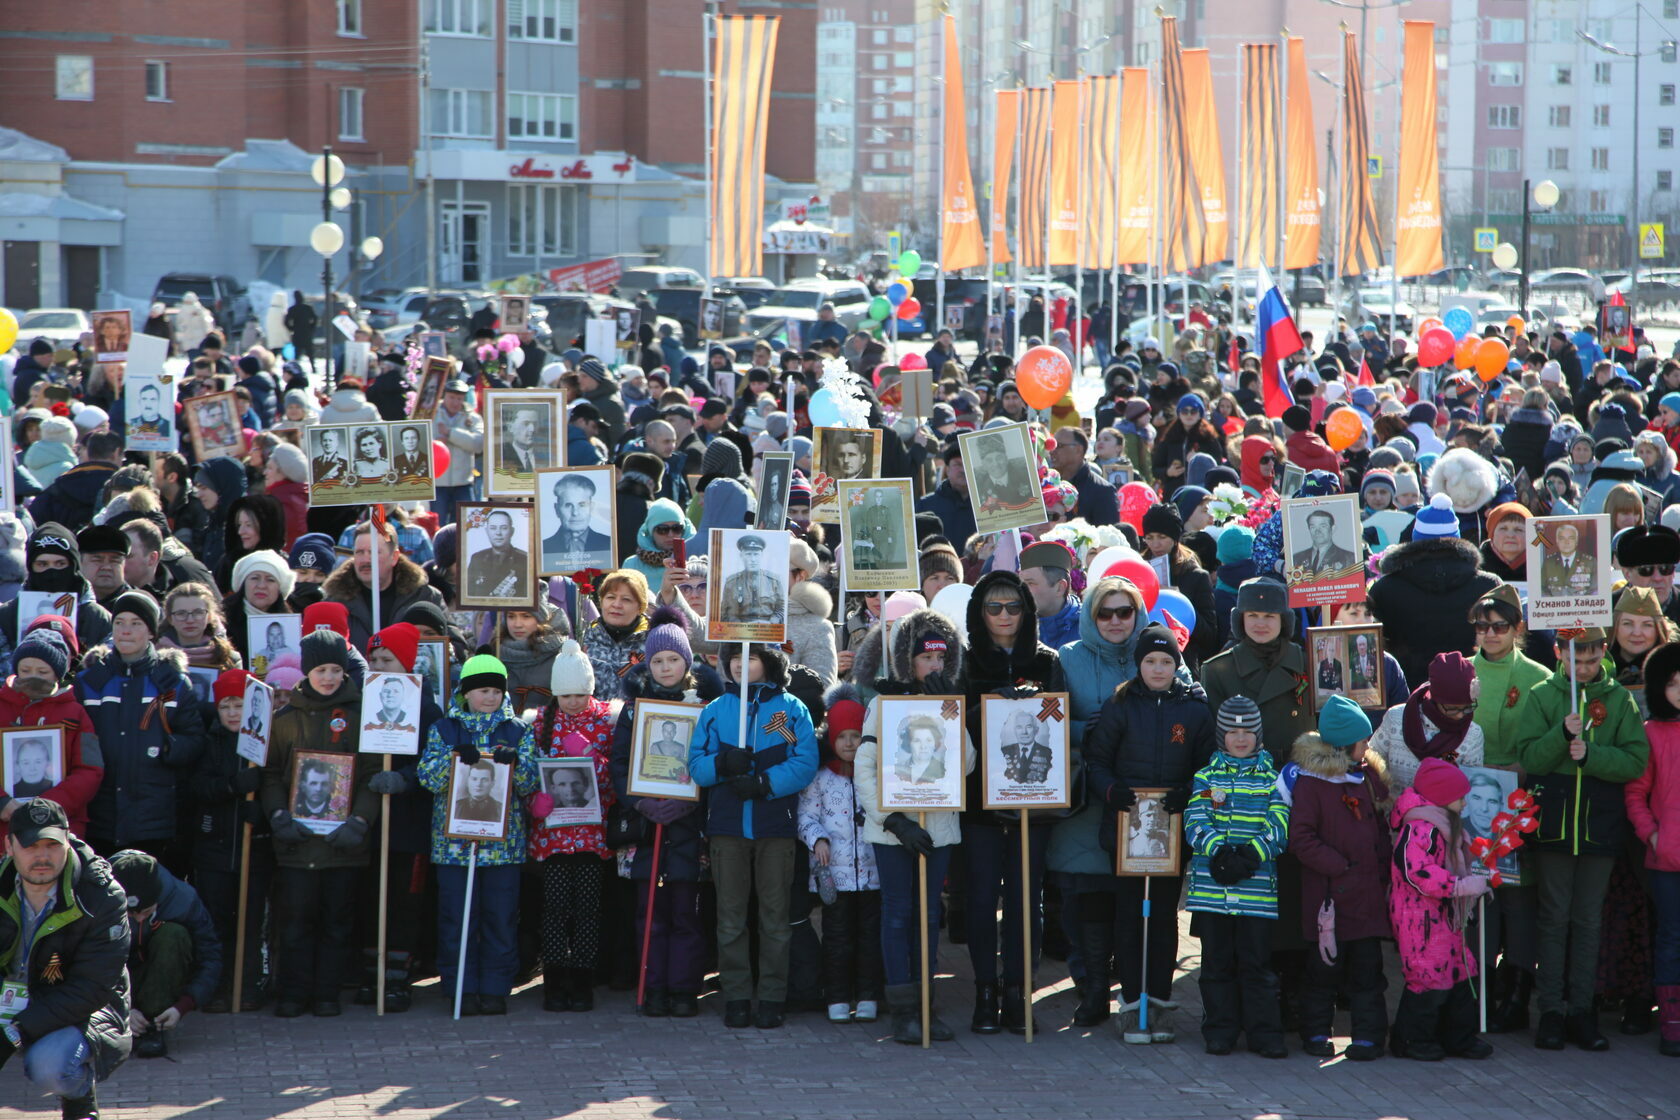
[936, 17, 947, 354]
[702, 3, 715, 297]
[1074, 73, 1084, 375]
[1234, 46, 1246, 328]
[1014, 86, 1025, 359]
[1277, 32, 1290, 280]
[1111, 70, 1122, 359]
[1389, 34, 1403, 339]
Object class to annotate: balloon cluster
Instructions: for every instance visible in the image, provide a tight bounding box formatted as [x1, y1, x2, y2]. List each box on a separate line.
[867, 250, 926, 326]
[1466, 788, 1540, 887]
[808, 357, 872, 429]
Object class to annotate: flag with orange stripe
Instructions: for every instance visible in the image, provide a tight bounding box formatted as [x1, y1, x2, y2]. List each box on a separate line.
[1082, 75, 1120, 271]
[1339, 29, 1383, 277]
[991, 89, 1019, 265]
[1114, 68, 1155, 267]
[1395, 20, 1444, 277]
[1019, 87, 1051, 271]
[1181, 48, 1228, 267]
[1048, 80, 1082, 267]
[1159, 15, 1206, 272]
[1284, 36, 1322, 270]
[939, 15, 984, 272]
[709, 14, 779, 280]
[1238, 43, 1280, 268]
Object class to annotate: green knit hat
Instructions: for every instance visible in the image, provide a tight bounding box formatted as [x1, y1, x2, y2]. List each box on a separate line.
[458, 653, 508, 696]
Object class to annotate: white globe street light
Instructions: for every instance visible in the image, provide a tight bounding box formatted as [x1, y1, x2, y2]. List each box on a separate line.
[330, 186, 353, 210]
[1533, 179, 1560, 209]
[1492, 242, 1518, 271]
[310, 221, 345, 257]
[311, 154, 346, 187]
[361, 236, 384, 261]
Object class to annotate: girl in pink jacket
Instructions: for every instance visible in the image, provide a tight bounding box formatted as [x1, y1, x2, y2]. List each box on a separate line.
[1387, 758, 1494, 1062]
[1627, 643, 1680, 1057]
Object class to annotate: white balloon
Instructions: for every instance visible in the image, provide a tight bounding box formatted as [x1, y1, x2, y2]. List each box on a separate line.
[928, 582, 974, 647]
[1087, 545, 1143, 581]
[509, 347, 525, 369]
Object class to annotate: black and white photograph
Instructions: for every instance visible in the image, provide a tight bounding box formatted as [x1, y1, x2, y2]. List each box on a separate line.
[247, 613, 303, 681]
[393, 423, 432, 481]
[699, 297, 724, 340]
[359, 672, 424, 756]
[1306, 624, 1386, 712]
[412, 355, 452, 420]
[754, 453, 793, 530]
[485, 389, 562, 498]
[981, 693, 1072, 810]
[500, 294, 531, 333]
[1526, 514, 1614, 630]
[415, 638, 450, 711]
[956, 423, 1047, 534]
[534, 467, 617, 576]
[626, 700, 702, 802]
[614, 307, 639, 348]
[877, 696, 966, 812]
[1115, 788, 1182, 876]
[289, 750, 355, 836]
[459, 503, 537, 610]
[839, 479, 917, 592]
[706, 528, 789, 644]
[538, 757, 603, 827]
[811, 427, 882, 522]
[306, 422, 436, 507]
[185, 390, 247, 462]
[1464, 765, 1525, 885]
[2, 726, 64, 801]
[445, 758, 512, 841]
[236, 677, 273, 766]
[1281, 493, 1366, 609]
[124, 374, 177, 453]
[92, 309, 131, 362]
[420, 331, 449, 359]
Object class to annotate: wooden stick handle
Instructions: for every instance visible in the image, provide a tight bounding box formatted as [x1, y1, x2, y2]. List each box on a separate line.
[231, 764, 255, 1015]
[918, 811, 930, 1050]
[376, 754, 392, 1016]
[1021, 808, 1033, 1044]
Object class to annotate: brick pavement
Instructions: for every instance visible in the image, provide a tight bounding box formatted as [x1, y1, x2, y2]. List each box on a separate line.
[2, 911, 1674, 1120]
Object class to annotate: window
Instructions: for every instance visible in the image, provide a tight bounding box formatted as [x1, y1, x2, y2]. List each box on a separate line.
[1488, 189, 1519, 212]
[426, 0, 492, 36]
[1594, 105, 1612, 126]
[1592, 147, 1611, 171]
[1664, 84, 1677, 106]
[1488, 18, 1524, 43]
[1663, 127, 1676, 149]
[55, 55, 92, 101]
[1661, 170, 1675, 191]
[1548, 105, 1571, 127]
[892, 100, 911, 117]
[338, 87, 364, 140]
[1487, 104, 1521, 129]
[871, 54, 886, 70]
[1595, 61, 1613, 84]
[429, 88, 493, 137]
[337, 0, 362, 34]
[1547, 147, 1569, 170]
[1488, 62, 1523, 86]
[1553, 64, 1572, 85]
[870, 152, 886, 170]
[145, 60, 168, 102]
[892, 51, 913, 67]
[1487, 148, 1519, 171]
[893, 26, 913, 42]
[870, 102, 886, 119]
[1666, 43, 1679, 64]
[508, 0, 577, 44]
[1588, 190, 1610, 212]
[1668, 0, 1678, 17]
[891, 150, 912, 168]
[871, 29, 887, 45]
[507, 92, 576, 141]
[507, 183, 576, 257]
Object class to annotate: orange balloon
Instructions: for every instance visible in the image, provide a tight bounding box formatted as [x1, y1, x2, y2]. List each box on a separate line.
[1506, 315, 1525, 332]
[1475, 338, 1510, 381]
[1417, 316, 1443, 337]
[1325, 407, 1364, 452]
[1017, 344, 1074, 411]
[1454, 338, 1479, 370]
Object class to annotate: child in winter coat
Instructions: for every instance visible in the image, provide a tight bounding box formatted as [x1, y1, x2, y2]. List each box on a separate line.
[528, 639, 616, 1013]
[1184, 695, 1291, 1058]
[499, 601, 567, 719]
[1626, 642, 1680, 1057]
[797, 683, 883, 1024]
[1370, 651, 1486, 794]
[1282, 696, 1391, 1060]
[0, 629, 102, 845]
[688, 642, 819, 1030]
[416, 654, 539, 1016]
[1388, 758, 1495, 1061]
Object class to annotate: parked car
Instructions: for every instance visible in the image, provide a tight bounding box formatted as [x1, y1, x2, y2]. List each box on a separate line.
[1339, 289, 1415, 333]
[651, 287, 751, 348]
[909, 277, 994, 341]
[1284, 270, 1329, 307]
[615, 267, 705, 301]
[16, 308, 90, 351]
[1421, 265, 1481, 290]
[730, 310, 816, 358]
[361, 287, 431, 331]
[751, 279, 874, 330]
[1530, 268, 1605, 302]
[151, 273, 252, 333]
[1609, 272, 1680, 309]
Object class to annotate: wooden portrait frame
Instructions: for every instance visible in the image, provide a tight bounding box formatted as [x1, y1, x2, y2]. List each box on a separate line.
[811, 427, 883, 523]
[980, 692, 1073, 810]
[1305, 624, 1387, 713]
[288, 749, 355, 836]
[754, 452, 793, 530]
[877, 695, 967, 813]
[838, 478, 918, 592]
[484, 389, 564, 498]
[626, 699, 703, 802]
[533, 466, 619, 576]
[456, 502, 538, 610]
[1115, 787, 1182, 876]
[184, 390, 248, 461]
[444, 758, 512, 842]
[411, 355, 454, 420]
[0, 725, 66, 801]
[414, 637, 451, 710]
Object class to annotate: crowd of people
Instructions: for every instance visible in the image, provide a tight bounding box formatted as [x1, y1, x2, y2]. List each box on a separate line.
[6, 291, 1680, 1116]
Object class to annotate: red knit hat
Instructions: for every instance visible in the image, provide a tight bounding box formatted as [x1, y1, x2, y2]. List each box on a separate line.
[368, 622, 420, 672]
[826, 696, 866, 746]
[24, 614, 80, 662]
[302, 601, 350, 641]
[214, 669, 254, 705]
[1414, 758, 1471, 807]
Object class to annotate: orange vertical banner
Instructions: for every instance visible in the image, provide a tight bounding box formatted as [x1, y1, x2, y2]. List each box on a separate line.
[1019, 87, 1050, 271]
[1339, 29, 1383, 277]
[1048, 79, 1081, 266]
[1395, 20, 1444, 277]
[1284, 35, 1321, 270]
[1158, 15, 1203, 273]
[1114, 67, 1155, 266]
[1238, 44, 1280, 268]
[1181, 49, 1227, 267]
[939, 15, 985, 272]
[991, 89, 1019, 265]
[709, 14, 780, 279]
[1082, 75, 1119, 271]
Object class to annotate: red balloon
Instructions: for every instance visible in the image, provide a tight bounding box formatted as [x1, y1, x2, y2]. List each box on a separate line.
[432, 440, 451, 476]
[1416, 327, 1455, 367]
[898, 352, 927, 371]
[896, 296, 922, 321]
[1103, 556, 1161, 610]
[1117, 481, 1156, 532]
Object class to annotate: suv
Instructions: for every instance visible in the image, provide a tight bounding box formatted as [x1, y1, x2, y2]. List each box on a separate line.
[362, 287, 431, 330]
[754, 279, 874, 328]
[651, 287, 752, 348]
[152, 273, 251, 333]
[616, 267, 705, 301]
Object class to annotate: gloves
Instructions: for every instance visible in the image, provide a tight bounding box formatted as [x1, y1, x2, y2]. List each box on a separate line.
[1208, 845, 1249, 886]
[455, 743, 481, 766]
[268, 810, 310, 847]
[1452, 873, 1493, 898]
[529, 792, 555, 821]
[883, 812, 934, 857]
[1316, 900, 1339, 966]
[729, 774, 771, 801]
[367, 770, 409, 796]
[491, 746, 519, 765]
[717, 747, 754, 777]
[1233, 845, 1263, 877]
[639, 797, 695, 825]
[325, 817, 368, 852]
[920, 671, 954, 695]
[1103, 783, 1138, 812]
[231, 768, 263, 795]
[1161, 783, 1193, 815]
[998, 683, 1040, 700]
[238, 800, 268, 828]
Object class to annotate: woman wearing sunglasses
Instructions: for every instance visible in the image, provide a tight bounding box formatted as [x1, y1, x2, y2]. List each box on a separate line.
[1151, 393, 1227, 486]
[1368, 651, 1486, 796]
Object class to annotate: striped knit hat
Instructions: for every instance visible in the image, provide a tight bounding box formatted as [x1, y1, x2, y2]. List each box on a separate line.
[1216, 695, 1262, 747]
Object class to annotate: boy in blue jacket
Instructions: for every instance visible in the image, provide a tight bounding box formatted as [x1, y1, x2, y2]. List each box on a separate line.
[689, 643, 818, 1030]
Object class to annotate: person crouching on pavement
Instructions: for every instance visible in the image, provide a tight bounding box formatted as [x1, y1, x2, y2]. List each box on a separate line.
[109, 850, 222, 1060]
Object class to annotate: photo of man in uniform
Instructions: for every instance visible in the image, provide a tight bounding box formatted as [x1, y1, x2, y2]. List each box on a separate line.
[363, 677, 415, 732]
[312, 428, 350, 483]
[241, 686, 268, 737]
[1292, 508, 1357, 576]
[393, 426, 428, 479]
[541, 473, 612, 571]
[1128, 797, 1169, 858]
[1350, 634, 1378, 691]
[972, 432, 1035, 508]
[718, 534, 784, 623]
[1540, 520, 1597, 598]
[454, 761, 504, 822]
[850, 487, 906, 571]
[1316, 638, 1346, 693]
[998, 710, 1041, 782]
[467, 509, 530, 602]
[131, 383, 171, 439]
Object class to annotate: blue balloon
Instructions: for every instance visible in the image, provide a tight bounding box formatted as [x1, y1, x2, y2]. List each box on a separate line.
[886, 281, 909, 305]
[808, 387, 843, 428]
[1154, 588, 1197, 634]
[1442, 306, 1474, 340]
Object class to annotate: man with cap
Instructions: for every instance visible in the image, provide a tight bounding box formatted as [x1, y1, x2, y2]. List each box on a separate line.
[574, 356, 628, 447]
[76, 590, 206, 862]
[718, 534, 785, 624]
[0, 629, 101, 848]
[1019, 541, 1082, 650]
[77, 525, 134, 611]
[1613, 524, 1680, 626]
[0, 798, 133, 1118]
[0, 524, 114, 678]
[432, 378, 485, 525]
[108, 849, 222, 1059]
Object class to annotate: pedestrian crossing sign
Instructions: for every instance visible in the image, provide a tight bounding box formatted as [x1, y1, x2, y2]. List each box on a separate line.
[1474, 228, 1498, 253]
[1641, 223, 1665, 259]
[1367, 155, 1382, 177]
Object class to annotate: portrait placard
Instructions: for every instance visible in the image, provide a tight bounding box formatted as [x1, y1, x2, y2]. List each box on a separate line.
[538, 757, 603, 826]
[414, 638, 451, 710]
[626, 699, 703, 802]
[484, 389, 563, 498]
[1, 726, 65, 801]
[584, 318, 616, 362]
[305, 422, 436, 506]
[1464, 765, 1525, 885]
[877, 695, 967, 812]
[1115, 787, 1182, 876]
[91, 310, 131, 362]
[614, 307, 640, 348]
[184, 666, 217, 706]
[411, 355, 453, 420]
[839, 479, 917, 592]
[1282, 494, 1366, 608]
[1280, 462, 1307, 501]
[236, 678, 274, 766]
[956, 423, 1048, 534]
[15, 590, 77, 644]
[706, 528, 789, 643]
[123, 332, 168, 380]
[345, 341, 371, 381]
[248, 613, 302, 681]
[811, 427, 882, 523]
[898, 369, 935, 421]
[698, 297, 724, 340]
[0, 419, 14, 514]
[754, 453, 793, 530]
[980, 693, 1072, 810]
[458, 503, 536, 610]
[534, 467, 618, 576]
[500, 294, 531, 333]
[1306, 624, 1386, 712]
[184, 391, 248, 461]
[359, 673, 424, 756]
[124, 373, 178, 453]
[1525, 514, 1613, 630]
[419, 331, 449, 358]
[445, 758, 512, 841]
[289, 750, 355, 835]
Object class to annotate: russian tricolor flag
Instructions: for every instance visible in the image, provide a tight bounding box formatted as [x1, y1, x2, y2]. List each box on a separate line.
[1255, 263, 1306, 419]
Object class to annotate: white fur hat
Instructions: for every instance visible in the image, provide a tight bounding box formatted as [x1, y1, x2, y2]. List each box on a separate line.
[549, 638, 595, 697]
[1425, 446, 1498, 514]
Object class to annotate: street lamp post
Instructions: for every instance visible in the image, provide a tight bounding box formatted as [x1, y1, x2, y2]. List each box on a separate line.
[1518, 178, 1560, 323]
[310, 148, 346, 392]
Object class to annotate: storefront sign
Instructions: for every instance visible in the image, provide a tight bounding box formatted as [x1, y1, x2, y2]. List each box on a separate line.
[546, 258, 624, 292]
[419, 150, 638, 184]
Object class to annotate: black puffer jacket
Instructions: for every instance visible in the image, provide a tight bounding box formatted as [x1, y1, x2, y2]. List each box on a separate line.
[1367, 535, 1500, 690]
[1498, 406, 1555, 481]
[609, 664, 724, 881]
[1084, 674, 1215, 853]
